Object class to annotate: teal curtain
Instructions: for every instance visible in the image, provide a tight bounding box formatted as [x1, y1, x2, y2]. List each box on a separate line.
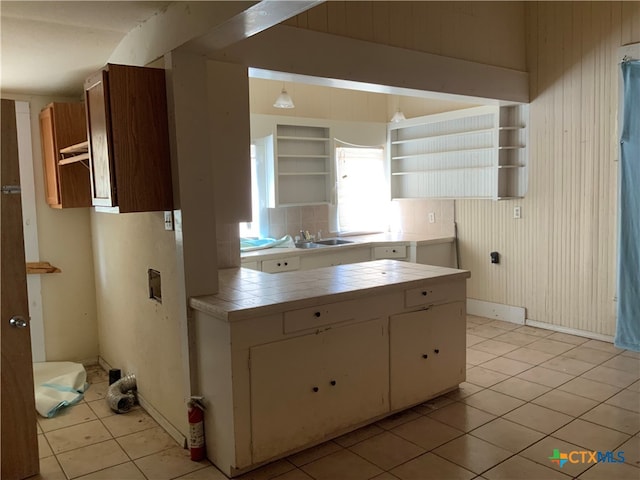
[615, 60, 640, 351]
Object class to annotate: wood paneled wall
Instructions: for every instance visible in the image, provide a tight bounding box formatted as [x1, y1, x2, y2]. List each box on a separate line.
[288, 1, 640, 335]
[456, 2, 640, 335]
[285, 1, 527, 71]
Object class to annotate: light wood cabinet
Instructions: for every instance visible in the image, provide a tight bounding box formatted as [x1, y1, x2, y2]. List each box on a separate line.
[250, 319, 388, 463]
[84, 64, 173, 213]
[38, 103, 91, 208]
[390, 302, 466, 410]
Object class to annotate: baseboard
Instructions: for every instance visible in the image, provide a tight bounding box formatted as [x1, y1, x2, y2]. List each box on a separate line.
[138, 393, 187, 449]
[525, 319, 615, 343]
[467, 299, 525, 324]
[97, 357, 187, 448]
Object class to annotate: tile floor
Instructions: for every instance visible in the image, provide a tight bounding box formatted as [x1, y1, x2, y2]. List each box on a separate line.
[35, 316, 639, 480]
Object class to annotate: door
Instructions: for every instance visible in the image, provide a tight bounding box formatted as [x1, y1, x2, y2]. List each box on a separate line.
[1, 99, 39, 478]
[390, 302, 465, 410]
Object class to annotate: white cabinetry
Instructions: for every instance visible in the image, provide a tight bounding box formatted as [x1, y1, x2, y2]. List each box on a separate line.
[193, 267, 468, 477]
[390, 302, 465, 410]
[299, 247, 371, 270]
[389, 105, 527, 200]
[373, 245, 407, 260]
[268, 124, 332, 206]
[250, 319, 388, 463]
[261, 256, 300, 273]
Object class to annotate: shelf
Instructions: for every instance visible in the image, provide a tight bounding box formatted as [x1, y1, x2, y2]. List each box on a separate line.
[391, 128, 494, 145]
[389, 105, 527, 201]
[392, 166, 494, 175]
[392, 147, 494, 160]
[59, 141, 88, 155]
[59, 153, 89, 166]
[278, 154, 330, 159]
[279, 172, 329, 176]
[277, 136, 330, 142]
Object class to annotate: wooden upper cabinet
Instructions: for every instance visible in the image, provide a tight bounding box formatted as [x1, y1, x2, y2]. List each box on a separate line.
[84, 64, 173, 213]
[38, 103, 91, 208]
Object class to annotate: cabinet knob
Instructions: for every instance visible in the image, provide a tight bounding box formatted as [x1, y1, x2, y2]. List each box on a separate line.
[312, 387, 319, 393]
[284, 262, 288, 266]
[277, 262, 281, 266]
[421, 291, 428, 296]
[314, 311, 321, 318]
[422, 354, 428, 359]
[392, 249, 396, 253]
[330, 380, 336, 386]
[434, 349, 440, 354]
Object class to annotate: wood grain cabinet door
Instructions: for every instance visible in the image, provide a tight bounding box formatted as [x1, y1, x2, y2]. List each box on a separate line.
[85, 69, 115, 207]
[38, 105, 61, 206]
[249, 318, 389, 464]
[390, 302, 466, 410]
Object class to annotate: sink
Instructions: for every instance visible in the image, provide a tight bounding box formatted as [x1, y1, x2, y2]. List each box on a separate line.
[295, 242, 327, 249]
[313, 239, 354, 246]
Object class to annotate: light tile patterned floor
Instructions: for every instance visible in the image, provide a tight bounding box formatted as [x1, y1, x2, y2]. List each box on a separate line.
[34, 316, 640, 479]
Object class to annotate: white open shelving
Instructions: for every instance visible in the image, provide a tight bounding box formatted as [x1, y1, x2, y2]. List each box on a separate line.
[269, 124, 332, 207]
[389, 105, 528, 200]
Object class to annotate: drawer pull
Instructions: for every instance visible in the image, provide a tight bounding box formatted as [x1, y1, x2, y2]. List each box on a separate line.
[277, 262, 281, 266]
[434, 349, 440, 354]
[330, 380, 336, 386]
[422, 354, 429, 359]
[312, 387, 319, 393]
[314, 312, 321, 318]
[284, 262, 288, 266]
[421, 291, 428, 296]
[392, 249, 396, 253]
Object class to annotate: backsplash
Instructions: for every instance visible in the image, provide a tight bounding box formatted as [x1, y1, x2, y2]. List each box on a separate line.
[390, 199, 455, 236]
[267, 205, 330, 240]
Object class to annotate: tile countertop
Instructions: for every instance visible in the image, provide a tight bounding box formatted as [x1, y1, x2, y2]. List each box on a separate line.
[190, 259, 470, 322]
[241, 232, 455, 261]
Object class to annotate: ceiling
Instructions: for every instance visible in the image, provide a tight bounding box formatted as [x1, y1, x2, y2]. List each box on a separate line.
[1, 1, 172, 96]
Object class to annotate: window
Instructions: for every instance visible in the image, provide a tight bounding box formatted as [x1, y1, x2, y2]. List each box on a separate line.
[336, 146, 388, 233]
[239, 144, 261, 237]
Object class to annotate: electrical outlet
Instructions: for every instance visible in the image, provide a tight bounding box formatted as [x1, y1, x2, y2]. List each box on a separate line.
[428, 212, 436, 224]
[164, 211, 174, 230]
[513, 206, 521, 219]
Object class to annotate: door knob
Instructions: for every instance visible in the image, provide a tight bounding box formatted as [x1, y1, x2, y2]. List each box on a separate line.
[9, 316, 28, 328]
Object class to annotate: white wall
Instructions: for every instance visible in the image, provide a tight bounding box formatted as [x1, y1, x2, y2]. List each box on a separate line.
[456, 2, 640, 336]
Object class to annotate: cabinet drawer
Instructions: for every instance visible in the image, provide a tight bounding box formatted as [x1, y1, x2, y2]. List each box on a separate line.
[405, 282, 460, 307]
[284, 298, 373, 333]
[373, 245, 406, 259]
[261, 257, 300, 273]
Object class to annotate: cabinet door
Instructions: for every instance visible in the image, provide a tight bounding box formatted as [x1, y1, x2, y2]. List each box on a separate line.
[39, 106, 60, 206]
[390, 302, 465, 410]
[85, 70, 116, 207]
[250, 319, 388, 463]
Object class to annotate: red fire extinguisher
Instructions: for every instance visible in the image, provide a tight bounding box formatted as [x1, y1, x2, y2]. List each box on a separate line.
[188, 397, 206, 461]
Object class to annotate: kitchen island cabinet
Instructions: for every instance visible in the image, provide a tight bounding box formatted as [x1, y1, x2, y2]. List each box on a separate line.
[191, 260, 469, 477]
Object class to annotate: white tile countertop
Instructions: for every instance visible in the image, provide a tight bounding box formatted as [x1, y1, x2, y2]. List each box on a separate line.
[240, 233, 454, 261]
[190, 259, 470, 321]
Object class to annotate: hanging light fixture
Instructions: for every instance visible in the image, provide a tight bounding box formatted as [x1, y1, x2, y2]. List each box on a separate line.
[390, 96, 406, 122]
[273, 84, 295, 109]
[390, 109, 406, 123]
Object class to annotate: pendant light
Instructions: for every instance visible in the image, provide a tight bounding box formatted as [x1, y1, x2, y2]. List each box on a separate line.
[273, 84, 295, 109]
[390, 109, 406, 122]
